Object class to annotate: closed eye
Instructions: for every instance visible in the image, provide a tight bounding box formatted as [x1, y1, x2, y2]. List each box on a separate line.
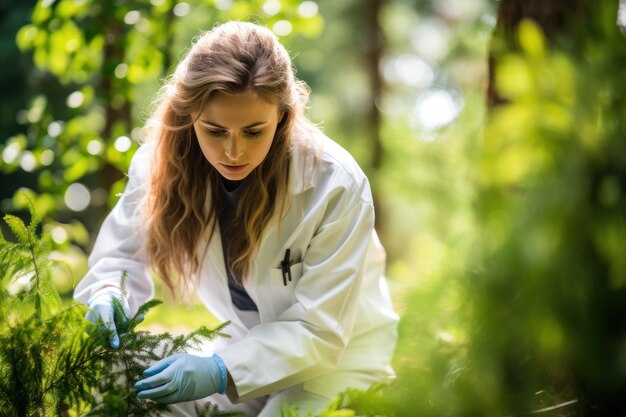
[207, 129, 228, 137]
[244, 130, 262, 138]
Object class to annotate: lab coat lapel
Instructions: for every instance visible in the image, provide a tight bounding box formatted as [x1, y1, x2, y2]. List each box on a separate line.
[258, 141, 318, 244]
[252, 144, 319, 320]
[200, 141, 319, 325]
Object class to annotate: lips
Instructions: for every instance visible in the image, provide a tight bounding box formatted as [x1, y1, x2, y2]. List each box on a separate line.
[220, 163, 249, 173]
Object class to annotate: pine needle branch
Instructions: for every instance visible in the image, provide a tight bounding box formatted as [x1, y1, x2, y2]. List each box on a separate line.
[1, 195, 231, 416]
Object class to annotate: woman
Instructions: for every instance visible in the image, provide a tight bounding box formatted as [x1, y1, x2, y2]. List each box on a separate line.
[75, 21, 398, 417]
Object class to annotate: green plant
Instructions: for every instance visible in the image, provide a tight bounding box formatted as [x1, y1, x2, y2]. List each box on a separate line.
[464, 3, 626, 415]
[0, 195, 229, 416]
[193, 402, 244, 417]
[279, 383, 393, 417]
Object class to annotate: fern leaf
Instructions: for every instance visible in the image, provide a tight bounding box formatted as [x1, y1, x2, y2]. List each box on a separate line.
[45, 325, 110, 410]
[34, 232, 53, 259]
[0, 243, 29, 279]
[37, 272, 62, 315]
[51, 257, 75, 285]
[3, 214, 30, 245]
[167, 322, 230, 354]
[24, 194, 42, 237]
[135, 299, 163, 319]
[2, 256, 34, 288]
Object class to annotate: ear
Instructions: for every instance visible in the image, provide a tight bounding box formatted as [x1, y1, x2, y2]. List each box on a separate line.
[278, 111, 286, 124]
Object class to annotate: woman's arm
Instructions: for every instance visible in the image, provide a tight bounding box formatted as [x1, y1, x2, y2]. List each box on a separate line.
[74, 144, 155, 313]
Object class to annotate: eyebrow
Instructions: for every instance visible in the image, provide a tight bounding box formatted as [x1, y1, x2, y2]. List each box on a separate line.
[199, 120, 269, 129]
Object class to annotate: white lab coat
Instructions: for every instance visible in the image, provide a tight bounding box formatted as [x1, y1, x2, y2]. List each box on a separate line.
[74, 131, 398, 403]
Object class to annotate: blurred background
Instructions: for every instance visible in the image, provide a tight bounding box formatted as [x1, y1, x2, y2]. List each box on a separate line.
[1, 0, 625, 415]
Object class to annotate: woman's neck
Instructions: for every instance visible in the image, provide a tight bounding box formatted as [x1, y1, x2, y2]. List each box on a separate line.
[221, 176, 246, 192]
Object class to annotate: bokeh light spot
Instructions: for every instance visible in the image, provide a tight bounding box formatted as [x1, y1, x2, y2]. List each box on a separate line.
[20, 152, 37, 172]
[114, 63, 129, 79]
[124, 10, 140, 25]
[173, 2, 190, 16]
[51, 226, 68, 244]
[87, 139, 103, 155]
[47, 121, 63, 137]
[66, 91, 84, 109]
[272, 20, 292, 36]
[415, 89, 461, 132]
[64, 183, 91, 212]
[262, 0, 281, 16]
[298, 1, 319, 18]
[114, 136, 132, 153]
[40, 149, 54, 166]
[2, 142, 21, 164]
[215, 0, 232, 10]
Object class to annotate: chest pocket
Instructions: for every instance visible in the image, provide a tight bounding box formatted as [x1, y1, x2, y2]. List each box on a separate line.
[269, 262, 303, 316]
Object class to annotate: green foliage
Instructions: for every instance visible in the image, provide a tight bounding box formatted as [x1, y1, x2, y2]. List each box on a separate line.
[0, 195, 229, 416]
[279, 383, 394, 417]
[462, 4, 626, 416]
[0, 194, 103, 416]
[86, 298, 229, 417]
[194, 402, 244, 417]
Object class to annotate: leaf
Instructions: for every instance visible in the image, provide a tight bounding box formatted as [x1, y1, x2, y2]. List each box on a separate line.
[16, 25, 39, 50]
[31, 0, 52, 24]
[135, 299, 163, 319]
[3, 214, 29, 244]
[63, 157, 90, 182]
[36, 268, 62, 314]
[517, 19, 546, 59]
[24, 194, 42, 238]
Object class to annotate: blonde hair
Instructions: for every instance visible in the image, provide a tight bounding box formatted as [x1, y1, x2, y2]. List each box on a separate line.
[142, 21, 314, 298]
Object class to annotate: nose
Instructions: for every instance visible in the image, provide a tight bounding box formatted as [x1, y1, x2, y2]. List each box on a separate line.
[224, 135, 244, 161]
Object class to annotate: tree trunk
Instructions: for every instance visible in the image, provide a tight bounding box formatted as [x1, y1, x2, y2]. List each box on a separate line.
[363, 0, 386, 235]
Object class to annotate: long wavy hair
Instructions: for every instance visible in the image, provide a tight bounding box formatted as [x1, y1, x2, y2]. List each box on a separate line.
[142, 21, 314, 298]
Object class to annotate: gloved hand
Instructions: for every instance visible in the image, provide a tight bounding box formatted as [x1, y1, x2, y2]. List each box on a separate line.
[85, 288, 141, 349]
[134, 353, 227, 404]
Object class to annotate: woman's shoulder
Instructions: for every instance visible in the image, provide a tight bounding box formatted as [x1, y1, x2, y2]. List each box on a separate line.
[290, 127, 370, 194]
[128, 140, 156, 180]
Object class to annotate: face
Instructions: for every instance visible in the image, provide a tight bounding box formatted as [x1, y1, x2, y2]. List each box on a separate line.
[192, 91, 283, 181]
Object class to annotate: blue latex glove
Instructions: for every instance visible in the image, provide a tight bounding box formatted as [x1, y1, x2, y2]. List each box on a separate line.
[134, 353, 227, 404]
[85, 288, 141, 349]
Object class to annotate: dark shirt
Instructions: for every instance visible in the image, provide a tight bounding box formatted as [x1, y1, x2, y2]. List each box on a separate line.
[218, 178, 259, 311]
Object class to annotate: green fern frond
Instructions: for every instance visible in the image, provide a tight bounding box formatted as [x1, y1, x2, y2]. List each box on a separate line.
[0, 250, 32, 283]
[3, 215, 29, 245]
[135, 299, 163, 318]
[0, 242, 22, 270]
[168, 322, 231, 354]
[1, 202, 232, 416]
[23, 194, 42, 238]
[46, 324, 110, 410]
[33, 231, 53, 258]
[39, 261, 62, 311]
